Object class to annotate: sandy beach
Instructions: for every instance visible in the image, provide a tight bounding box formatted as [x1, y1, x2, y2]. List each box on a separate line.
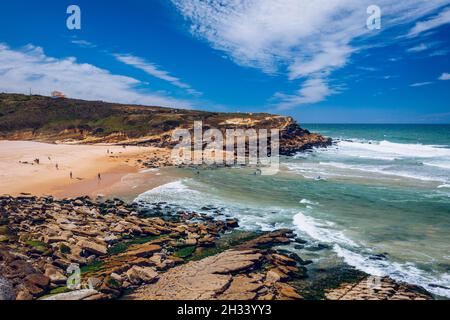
[0, 141, 174, 199]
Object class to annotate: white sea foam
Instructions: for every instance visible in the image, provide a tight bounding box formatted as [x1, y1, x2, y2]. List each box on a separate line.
[136, 179, 295, 232]
[293, 211, 450, 298]
[320, 161, 447, 183]
[293, 212, 359, 248]
[290, 138, 450, 185]
[299, 199, 319, 206]
[140, 179, 189, 194]
[286, 160, 448, 183]
[136, 179, 200, 205]
[336, 140, 450, 159]
[424, 161, 450, 170]
[137, 175, 450, 298]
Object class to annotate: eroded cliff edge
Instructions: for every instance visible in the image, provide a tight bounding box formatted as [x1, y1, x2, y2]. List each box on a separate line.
[0, 93, 331, 155]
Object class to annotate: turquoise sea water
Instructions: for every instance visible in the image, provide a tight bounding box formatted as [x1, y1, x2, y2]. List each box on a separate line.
[137, 124, 450, 298]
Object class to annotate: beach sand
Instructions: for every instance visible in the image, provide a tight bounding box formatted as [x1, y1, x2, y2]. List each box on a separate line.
[0, 140, 175, 199]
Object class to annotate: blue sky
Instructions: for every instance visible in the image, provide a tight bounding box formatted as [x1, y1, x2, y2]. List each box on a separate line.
[0, 0, 449, 123]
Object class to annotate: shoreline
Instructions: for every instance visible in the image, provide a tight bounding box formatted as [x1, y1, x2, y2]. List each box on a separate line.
[0, 140, 174, 199]
[0, 140, 439, 300]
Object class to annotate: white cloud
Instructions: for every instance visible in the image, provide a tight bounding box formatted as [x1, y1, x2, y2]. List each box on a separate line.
[288, 44, 354, 80]
[172, 0, 448, 108]
[407, 43, 429, 52]
[71, 39, 96, 48]
[0, 44, 192, 108]
[114, 54, 202, 96]
[407, 6, 450, 37]
[439, 72, 450, 80]
[429, 49, 449, 56]
[273, 78, 334, 110]
[410, 81, 433, 87]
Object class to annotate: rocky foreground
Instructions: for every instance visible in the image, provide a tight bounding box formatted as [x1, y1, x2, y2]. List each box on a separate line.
[0, 195, 432, 301]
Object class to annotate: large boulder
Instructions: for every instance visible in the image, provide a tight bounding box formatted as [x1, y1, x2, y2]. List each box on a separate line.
[126, 266, 159, 285]
[77, 240, 108, 256]
[45, 266, 68, 284]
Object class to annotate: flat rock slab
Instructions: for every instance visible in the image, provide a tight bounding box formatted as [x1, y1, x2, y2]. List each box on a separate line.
[325, 276, 432, 300]
[41, 289, 99, 301]
[77, 240, 108, 256]
[127, 250, 262, 300]
[122, 243, 161, 258]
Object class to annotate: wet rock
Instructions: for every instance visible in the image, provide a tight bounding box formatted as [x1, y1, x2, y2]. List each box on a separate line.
[305, 243, 330, 252]
[294, 237, 307, 244]
[369, 253, 388, 261]
[226, 219, 239, 228]
[271, 253, 297, 266]
[238, 229, 294, 249]
[276, 250, 312, 266]
[280, 119, 332, 155]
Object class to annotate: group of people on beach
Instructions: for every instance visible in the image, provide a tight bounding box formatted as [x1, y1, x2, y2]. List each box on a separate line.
[68, 171, 101, 181]
[29, 156, 102, 182]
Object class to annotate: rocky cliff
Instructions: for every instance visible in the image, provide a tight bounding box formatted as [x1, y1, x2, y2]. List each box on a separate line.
[0, 93, 331, 154]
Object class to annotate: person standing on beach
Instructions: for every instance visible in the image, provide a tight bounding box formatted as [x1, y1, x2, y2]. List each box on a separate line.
[70, 171, 73, 179]
[55, 164, 59, 170]
[98, 173, 101, 181]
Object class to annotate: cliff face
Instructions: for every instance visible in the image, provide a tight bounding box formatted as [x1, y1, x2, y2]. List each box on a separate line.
[279, 120, 332, 155]
[0, 93, 331, 153]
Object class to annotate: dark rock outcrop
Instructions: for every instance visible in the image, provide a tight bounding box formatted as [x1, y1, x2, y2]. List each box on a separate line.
[279, 120, 332, 155]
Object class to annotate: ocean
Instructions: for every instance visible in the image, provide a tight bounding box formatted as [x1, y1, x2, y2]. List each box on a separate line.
[136, 124, 450, 298]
